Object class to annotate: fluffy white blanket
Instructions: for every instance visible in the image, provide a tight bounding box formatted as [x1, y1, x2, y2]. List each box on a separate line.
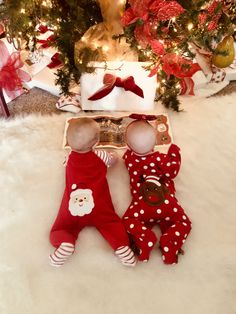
[1, 93, 236, 314]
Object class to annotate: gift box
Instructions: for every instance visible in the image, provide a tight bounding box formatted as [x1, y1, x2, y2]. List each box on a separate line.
[80, 62, 157, 111]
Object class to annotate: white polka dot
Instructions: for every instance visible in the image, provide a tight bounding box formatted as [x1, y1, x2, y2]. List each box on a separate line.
[134, 212, 139, 217]
[150, 163, 155, 167]
[133, 190, 137, 194]
[184, 234, 188, 238]
[165, 217, 170, 221]
[137, 183, 141, 187]
[71, 184, 77, 189]
[128, 163, 133, 167]
[170, 194, 174, 197]
[134, 202, 138, 205]
[124, 217, 128, 220]
[141, 157, 146, 160]
[174, 171, 177, 175]
[130, 205, 134, 209]
[164, 246, 169, 252]
[157, 157, 161, 161]
[130, 224, 134, 229]
[142, 226, 147, 230]
[131, 178, 134, 182]
[139, 196, 143, 200]
[150, 219, 154, 222]
[148, 242, 153, 247]
[143, 165, 148, 170]
[166, 183, 169, 186]
[182, 239, 185, 243]
[166, 173, 170, 177]
[135, 159, 140, 163]
[182, 215, 187, 220]
[176, 250, 179, 254]
[139, 238, 143, 241]
[151, 169, 156, 173]
[174, 242, 178, 245]
[140, 209, 144, 214]
[133, 171, 138, 175]
[175, 231, 180, 236]
[173, 208, 178, 212]
[157, 209, 162, 214]
[167, 162, 171, 166]
[164, 200, 169, 204]
[172, 153, 176, 157]
[141, 233, 145, 237]
[182, 222, 187, 226]
[172, 161, 176, 164]
[125, 155, 127, 159]
[171, 224, 176, 228]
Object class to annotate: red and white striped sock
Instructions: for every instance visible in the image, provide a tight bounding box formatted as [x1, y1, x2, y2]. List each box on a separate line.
[115, 246, 136, 267]
[49, 242, 75, 267]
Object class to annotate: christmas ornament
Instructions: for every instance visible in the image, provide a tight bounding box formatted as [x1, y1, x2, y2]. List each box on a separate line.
[212, 36, 235, 68]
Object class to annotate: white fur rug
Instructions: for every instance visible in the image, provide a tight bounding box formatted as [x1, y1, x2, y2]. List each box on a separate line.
[1, 93, 236, 314]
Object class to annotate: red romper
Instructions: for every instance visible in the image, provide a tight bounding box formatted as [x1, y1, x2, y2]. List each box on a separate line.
[122, 144, 192, 264]
[50, 150, 129, 251]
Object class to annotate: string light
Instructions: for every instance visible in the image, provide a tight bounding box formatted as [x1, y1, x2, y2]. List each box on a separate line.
[187, 23, 194, 31]
[20, 8, 25, 14]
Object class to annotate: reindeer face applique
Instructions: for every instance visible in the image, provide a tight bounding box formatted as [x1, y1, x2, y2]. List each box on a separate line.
[140, 181, 169, 206]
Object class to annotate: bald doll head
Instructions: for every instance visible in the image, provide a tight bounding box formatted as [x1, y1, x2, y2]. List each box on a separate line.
[67, 118, 100, 153]
[125, 120, 157, 155]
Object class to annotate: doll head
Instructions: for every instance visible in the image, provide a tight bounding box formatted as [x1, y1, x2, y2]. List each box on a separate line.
[125, 120, 157, 156]
[67, 118, 100, 153]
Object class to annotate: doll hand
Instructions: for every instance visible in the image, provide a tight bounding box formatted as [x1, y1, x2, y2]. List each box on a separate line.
[108, 151, 118, 167]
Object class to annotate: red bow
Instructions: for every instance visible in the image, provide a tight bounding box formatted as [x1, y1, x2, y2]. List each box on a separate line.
[129, 113, 157, 121]
[38, 24, 53, 34]
[38, 34, 55, 48]
[0, 41, 31, 100]
[88, 73, 144, 101]
[47, 53, 63, 69]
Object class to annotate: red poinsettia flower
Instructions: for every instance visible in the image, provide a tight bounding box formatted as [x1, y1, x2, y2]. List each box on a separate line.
[150, 39, 165, 56]
[162, 53, 201, 78]
[149, 0, 185, 21]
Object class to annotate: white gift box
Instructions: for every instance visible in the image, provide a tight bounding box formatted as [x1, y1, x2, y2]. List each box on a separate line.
[80, 62, 157, 111]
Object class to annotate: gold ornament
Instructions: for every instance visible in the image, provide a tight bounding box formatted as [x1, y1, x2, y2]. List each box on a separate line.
[212, 36, 235, 68]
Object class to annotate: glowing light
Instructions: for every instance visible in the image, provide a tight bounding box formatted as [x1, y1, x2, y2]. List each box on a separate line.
[42, 1, 47, 6]
[102, 45, 109, 52]
[187, 23, 194, 31]
[20, 8, 26, 14]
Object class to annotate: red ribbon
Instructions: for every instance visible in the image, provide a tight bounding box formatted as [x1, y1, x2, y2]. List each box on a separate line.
[129, 113, 157, 121]
[88, 73, 144, 101]
[47, 53, 63, 69]
[38, 34, 55, 48]
[0, 41, 31, 100]
[180, 77, 195, 95]
[38, 24, 53, 34]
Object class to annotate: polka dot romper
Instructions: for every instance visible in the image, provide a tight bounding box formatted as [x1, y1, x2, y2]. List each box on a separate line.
[122, 144, 192, 265]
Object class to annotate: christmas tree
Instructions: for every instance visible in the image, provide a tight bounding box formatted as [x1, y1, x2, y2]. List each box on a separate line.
[0, 0, 235, 110]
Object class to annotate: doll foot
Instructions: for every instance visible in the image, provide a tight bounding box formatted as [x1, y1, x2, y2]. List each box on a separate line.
[137, 234, 157, 262]
[49, 242, 75, 267]
[115, 246, 136, 267]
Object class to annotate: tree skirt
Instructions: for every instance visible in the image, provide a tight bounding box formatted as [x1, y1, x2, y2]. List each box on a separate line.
[0, 94, 236, 314]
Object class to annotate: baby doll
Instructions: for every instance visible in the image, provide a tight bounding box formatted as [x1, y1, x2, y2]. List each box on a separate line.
[49, 117, 136, 267]
[122, 117, 192, 265]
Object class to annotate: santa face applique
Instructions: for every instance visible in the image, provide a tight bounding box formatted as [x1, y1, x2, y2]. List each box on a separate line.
[69, 188, 94, 217]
